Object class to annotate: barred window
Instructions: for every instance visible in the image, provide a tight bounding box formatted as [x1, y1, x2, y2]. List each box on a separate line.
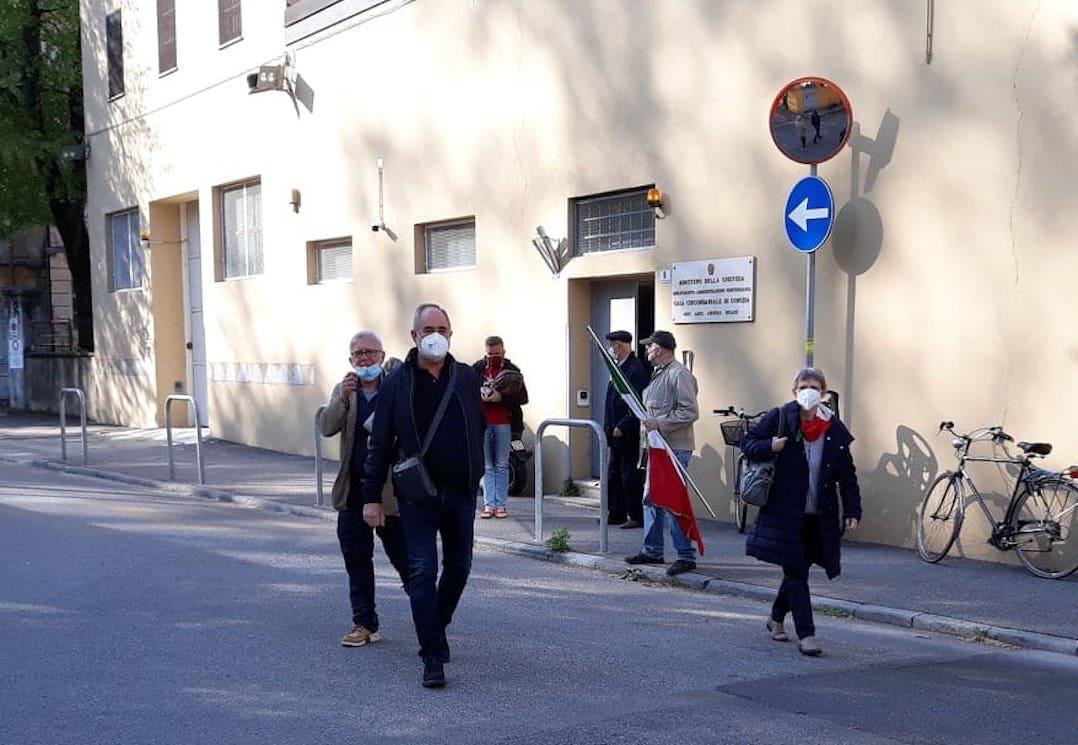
[220, 180, 263, 279]
[106, 10, 124, 99]
[573, 188, 655, 255]
[314, 239, 353, 283]
[108, 209, 143, 291]
[157, 0, 177, 73]
[424, 219, 476, 272]
[218, 0, 242, 45]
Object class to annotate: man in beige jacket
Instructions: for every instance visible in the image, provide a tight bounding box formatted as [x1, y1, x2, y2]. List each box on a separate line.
[624, 329, 701, 576]
[322, 330, 408, 647]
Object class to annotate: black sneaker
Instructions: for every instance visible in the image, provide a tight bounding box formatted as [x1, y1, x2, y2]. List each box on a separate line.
[666, 559, 697, 576]
[625, 552, 664, 565]
[422, 656, 446, 688]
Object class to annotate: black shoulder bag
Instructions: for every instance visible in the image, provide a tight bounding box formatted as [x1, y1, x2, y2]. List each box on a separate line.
[738, 406, 787, 508]
[391, 364, 457, 504]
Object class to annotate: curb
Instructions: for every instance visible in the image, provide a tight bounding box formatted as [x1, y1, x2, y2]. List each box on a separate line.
[8, 453, 1078, 658]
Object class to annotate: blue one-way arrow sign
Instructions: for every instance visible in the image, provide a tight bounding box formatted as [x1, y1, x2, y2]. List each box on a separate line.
[784, 176, 834, 253]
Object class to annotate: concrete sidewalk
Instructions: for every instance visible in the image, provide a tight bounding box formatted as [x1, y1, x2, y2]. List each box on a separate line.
[3, 411, 1077, 655]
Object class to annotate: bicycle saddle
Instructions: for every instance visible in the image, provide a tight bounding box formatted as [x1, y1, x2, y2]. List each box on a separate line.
[1017, 441, 1052, 456]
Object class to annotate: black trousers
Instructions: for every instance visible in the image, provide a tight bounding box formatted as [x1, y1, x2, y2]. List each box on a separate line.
[607, 443, 644, 524]
[398, 492, 476, 658]
[337, 509, 409, 632]
[771, 515, 823, 639]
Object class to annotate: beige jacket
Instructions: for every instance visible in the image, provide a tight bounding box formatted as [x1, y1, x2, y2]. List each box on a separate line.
[641, 359, 699, 452]
[322, 382, 398, 515]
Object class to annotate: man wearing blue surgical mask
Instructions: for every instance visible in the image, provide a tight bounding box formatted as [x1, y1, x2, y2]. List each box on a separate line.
[322, 330, 408, 650]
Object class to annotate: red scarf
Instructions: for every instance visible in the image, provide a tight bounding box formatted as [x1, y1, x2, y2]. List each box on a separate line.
[800, 415, 832, 442]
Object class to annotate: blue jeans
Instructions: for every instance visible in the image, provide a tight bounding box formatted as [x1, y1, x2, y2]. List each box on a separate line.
[643, 448, 696, 562]
[482, 423, 512, 509]
[397, 492, 476, 658]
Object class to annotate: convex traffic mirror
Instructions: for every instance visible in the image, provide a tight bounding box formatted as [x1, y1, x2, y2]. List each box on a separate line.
[769, 77, 853, 165]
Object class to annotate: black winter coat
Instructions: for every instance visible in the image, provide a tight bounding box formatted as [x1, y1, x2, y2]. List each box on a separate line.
[603, 353, 649, 449]
[742, 402, 862, 579]
[471, 357, 529, 440]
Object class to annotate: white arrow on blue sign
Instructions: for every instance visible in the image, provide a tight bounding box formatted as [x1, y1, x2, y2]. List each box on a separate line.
[784, 176, 835, 253]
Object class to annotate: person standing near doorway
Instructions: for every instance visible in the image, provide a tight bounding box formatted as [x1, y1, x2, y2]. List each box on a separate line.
[810, 109, 822, 143]
[602, 330, 649, 529]
[473, 336, 528, 519]
[625, 330, 700, 577]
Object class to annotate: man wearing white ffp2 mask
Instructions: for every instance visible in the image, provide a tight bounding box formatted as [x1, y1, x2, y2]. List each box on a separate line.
[361, 303, 486, 689]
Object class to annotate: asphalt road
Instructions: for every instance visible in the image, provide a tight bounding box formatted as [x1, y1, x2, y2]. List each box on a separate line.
[2, 463, 1077, 745]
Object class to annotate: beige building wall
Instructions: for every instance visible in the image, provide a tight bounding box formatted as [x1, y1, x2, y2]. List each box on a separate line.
[80, 0, 1078, 564]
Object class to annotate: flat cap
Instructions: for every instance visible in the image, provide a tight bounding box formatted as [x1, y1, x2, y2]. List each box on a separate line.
[641, 329, 676, 350]
[605, 330, 633, 343]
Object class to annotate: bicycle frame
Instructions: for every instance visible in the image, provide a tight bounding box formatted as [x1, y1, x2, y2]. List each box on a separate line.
[950, 440, 1046, 549]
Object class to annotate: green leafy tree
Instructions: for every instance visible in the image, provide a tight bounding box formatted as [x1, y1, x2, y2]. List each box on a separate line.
[0, 0, 92, 349]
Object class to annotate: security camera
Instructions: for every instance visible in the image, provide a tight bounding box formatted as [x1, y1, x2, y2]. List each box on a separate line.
[246, 71, 259, 92]
[371, 220, 382, 232]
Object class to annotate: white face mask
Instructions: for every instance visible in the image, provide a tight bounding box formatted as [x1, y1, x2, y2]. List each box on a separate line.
[418, 332, 449, 361]
[796, 387, 822, 410]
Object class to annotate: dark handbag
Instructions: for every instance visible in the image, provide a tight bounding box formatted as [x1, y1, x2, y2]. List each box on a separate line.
[391, 365, 457, 504]
[739, 406, 787, 507]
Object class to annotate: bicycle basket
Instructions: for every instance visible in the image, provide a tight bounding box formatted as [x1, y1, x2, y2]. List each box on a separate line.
[720, 419, 747, 447]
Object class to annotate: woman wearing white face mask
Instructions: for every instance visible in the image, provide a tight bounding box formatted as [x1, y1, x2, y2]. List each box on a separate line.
[741, 368, 862, 657]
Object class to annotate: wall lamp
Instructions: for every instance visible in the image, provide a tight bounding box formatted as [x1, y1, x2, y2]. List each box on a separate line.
[647, 187, 666, 219]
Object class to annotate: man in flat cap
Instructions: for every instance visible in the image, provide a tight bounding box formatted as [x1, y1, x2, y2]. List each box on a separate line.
[626, 329, 700, 576]
[603, 330, 650, 528]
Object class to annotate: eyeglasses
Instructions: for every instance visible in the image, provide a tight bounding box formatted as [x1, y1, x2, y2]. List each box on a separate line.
[350, 348, 383, 358]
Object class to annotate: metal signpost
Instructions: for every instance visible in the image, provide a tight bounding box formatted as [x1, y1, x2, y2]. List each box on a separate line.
[769, 76, 853, 368]
[784, 173, 835, 366]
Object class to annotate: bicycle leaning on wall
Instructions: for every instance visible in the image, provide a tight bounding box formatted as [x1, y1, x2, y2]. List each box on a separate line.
[714, 406, 767, 533]
[916, 421, 1078, 579]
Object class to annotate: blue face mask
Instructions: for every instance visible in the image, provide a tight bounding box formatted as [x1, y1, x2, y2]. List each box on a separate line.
[354, 364, 383, 382]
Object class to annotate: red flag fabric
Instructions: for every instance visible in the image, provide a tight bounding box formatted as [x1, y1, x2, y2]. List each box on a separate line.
[647, 434, 705, 555]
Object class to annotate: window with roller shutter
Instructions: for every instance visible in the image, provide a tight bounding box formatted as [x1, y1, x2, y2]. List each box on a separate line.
[422, 219, 476, 273]
[106, 10, 124, 99]
[313, 239, 353, 283]
[218, 0, 242, 46]
[157, 0, 177, 73]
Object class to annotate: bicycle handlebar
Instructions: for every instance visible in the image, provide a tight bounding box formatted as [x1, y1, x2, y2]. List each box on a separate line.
[940, 420, 1016, 444]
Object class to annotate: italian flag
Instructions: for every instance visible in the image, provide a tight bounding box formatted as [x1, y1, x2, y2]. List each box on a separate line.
[588, 327, 706, 555]
[646, 430, 705, 555]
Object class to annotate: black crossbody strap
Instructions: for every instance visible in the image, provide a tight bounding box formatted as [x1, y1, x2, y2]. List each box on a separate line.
[417, 363, 457, 458]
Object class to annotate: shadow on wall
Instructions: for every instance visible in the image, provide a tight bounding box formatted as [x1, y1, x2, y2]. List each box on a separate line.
[538, 433, 569, 495]
[833, 109, 900, 428]
[865, 425, 938, 545]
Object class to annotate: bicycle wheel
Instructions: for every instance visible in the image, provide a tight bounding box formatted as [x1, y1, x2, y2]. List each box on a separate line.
[733, 454, 748, 534]
[916, 471, 964, 563]
[1011, 478, 1078, 579]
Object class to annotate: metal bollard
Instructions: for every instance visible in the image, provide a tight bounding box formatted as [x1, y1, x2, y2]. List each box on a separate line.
[314, 405, 328, 507]
[165, 395, 205, 484]
[58, 387, 88, 465]
[534, 418, 609, 552]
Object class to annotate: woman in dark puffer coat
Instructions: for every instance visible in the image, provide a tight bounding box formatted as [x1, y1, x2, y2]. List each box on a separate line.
[742, 368, 862, 656]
